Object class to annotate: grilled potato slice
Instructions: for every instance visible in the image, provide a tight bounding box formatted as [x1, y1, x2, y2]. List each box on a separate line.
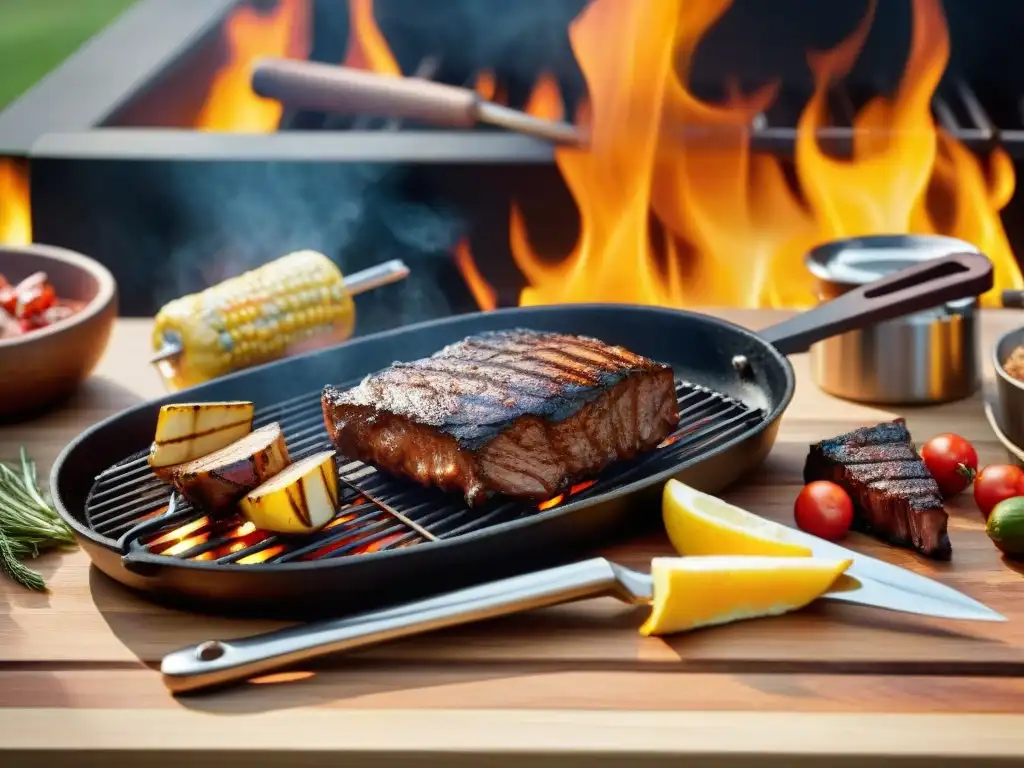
[169, 422, 290, 513]
[239, 450, 339, 534]
[148, 400, 254, 480]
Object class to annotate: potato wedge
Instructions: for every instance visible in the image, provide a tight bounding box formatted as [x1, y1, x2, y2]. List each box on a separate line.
[239, 450, 339, 534]
[169, 422, 290, 513]
[148, 401, 254, 480]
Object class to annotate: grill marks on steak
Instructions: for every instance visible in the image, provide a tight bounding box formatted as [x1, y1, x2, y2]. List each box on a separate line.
[803, 419, 951, 560]
[322, 329, 680, 506]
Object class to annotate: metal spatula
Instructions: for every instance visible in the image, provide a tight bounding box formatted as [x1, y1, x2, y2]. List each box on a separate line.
[161, 555, 1004, 694]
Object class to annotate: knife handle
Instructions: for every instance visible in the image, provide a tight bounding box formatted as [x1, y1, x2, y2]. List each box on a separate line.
[161, 558, 621, 694]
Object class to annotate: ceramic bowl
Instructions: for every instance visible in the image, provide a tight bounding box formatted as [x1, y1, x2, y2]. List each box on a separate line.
[0, 244, 117, 419]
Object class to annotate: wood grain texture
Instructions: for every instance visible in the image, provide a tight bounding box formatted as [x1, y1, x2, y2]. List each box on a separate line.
[3, 311, 1024, 766]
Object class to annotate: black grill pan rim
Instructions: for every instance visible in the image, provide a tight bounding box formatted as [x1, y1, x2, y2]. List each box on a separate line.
[51, 303, 795, 573]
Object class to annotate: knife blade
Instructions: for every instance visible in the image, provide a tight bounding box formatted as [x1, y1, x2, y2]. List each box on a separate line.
[783, 527, 1005, 622]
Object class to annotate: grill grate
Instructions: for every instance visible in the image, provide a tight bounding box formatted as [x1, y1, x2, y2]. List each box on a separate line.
[84, 380, 763, 567]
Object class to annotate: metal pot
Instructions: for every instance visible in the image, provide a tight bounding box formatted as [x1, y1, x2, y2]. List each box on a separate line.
[806, 234, 984, 405]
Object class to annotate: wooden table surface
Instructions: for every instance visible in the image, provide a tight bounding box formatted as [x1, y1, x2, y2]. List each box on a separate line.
[3, 310, 1024, 767]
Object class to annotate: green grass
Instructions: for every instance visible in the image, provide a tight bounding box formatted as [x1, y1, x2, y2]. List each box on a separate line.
[0, 0, 137, 110]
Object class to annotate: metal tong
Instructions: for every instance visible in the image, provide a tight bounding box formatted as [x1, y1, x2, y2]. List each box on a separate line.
[250, 56, 584, 146]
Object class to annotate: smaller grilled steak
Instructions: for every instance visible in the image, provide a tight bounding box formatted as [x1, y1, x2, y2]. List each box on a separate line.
[322, 329, 681, 506]
[803, 419, 950, 559]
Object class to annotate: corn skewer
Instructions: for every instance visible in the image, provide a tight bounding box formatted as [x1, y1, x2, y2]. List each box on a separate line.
[150, 253, 409, 390]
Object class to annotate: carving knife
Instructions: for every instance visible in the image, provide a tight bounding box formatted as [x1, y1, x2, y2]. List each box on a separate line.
[161, 554, 1004, 694]
[780, 526, 1004, 621]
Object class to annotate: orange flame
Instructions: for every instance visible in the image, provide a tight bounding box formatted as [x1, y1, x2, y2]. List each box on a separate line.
[194, 0, 310, 132]
[343, 0, 401, 75]
[0, 158, 31, 245]
[454, 239, 498, 311]
[460, 0, 1021, 309]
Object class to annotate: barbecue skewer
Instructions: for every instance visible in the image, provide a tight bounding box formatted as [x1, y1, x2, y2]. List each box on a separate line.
[250, 57, 584, 146]
[150, 254, 410, 391]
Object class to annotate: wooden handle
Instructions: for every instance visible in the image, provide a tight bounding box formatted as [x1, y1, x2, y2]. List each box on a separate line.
[251, 57, 479, 128]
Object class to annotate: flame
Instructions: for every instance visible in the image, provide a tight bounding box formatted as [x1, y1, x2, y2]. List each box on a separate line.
[537, 480, 597, 511]
[343, 0, 400, 75]
[454, 239, 498, 311]
[0, 158, 31, 244]
[474, 71, 498, 101]
[458, 0, 1021, 309]
[194, 0, 310, 132]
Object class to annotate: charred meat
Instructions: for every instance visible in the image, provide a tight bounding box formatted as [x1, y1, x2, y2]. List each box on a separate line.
[322, 329, 680, 506]
[803, 419, 950, 559]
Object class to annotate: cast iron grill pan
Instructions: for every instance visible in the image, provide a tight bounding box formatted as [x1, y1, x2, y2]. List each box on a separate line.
[53, 256, 991, 618]
[86, 378, 762, 594]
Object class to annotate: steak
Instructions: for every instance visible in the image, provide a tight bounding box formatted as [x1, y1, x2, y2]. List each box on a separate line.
[803, 419, 950, 559]
[322, 329, 681, 506]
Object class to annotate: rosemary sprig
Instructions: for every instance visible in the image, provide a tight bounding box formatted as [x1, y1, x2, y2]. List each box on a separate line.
[0, 447, 77, 591]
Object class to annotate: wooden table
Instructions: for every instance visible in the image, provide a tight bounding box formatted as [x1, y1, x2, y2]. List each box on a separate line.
[4, 311, 1024, 767]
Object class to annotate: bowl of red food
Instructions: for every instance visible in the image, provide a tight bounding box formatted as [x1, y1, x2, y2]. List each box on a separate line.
[0, 244, 117, 419]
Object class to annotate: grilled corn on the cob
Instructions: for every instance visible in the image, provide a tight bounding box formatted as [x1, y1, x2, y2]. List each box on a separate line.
[152, 250, 356, 390]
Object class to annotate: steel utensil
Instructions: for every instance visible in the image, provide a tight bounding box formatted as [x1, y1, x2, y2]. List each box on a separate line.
[781, 526, 1003, 620]
[162, 555, 1004, 694]
[806, 234, 984, 405]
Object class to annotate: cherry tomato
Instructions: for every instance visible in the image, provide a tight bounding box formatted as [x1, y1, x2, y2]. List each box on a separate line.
[794, 481, 855, 541]
[921, 433, 978, 498]
[973, 464, 1024, 520]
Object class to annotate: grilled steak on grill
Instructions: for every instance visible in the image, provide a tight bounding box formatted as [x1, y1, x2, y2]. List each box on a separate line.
[803, 419, 951, 560]
[322, 329, 681, 506]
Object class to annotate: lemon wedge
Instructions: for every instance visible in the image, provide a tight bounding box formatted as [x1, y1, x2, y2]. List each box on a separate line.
[639, 555, 852, 636]
[662, 478, 813, 557]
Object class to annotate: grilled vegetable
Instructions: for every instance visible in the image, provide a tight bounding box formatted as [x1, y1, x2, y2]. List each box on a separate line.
[148, 401, 255, 479]
[152, 250, 356, 390]
[239, 450, 339, 534]
[169, 423, 290, 513]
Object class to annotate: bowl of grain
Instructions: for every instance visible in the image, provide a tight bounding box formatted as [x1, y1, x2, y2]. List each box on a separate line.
[992, 326, 1024, 458]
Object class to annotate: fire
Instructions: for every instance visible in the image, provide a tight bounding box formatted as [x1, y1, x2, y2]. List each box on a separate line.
[538, 480, 596, 511]
[461, 0, 1022, 309]
[0, 158, 31, 245]
[343, 0, 400, 75]
[454, 239, 497, 311]
[194, 0, 310, 132]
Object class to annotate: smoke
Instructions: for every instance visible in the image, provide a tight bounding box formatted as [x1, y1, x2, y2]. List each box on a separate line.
[154, 158, 467, 335]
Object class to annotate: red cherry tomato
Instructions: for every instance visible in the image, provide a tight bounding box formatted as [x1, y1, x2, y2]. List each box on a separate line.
[973, 464, 1024, 520]
[920, 433, 978, 498]
[794, 481, 855, 541]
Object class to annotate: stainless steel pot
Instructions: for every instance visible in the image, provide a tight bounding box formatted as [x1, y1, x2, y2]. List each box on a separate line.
[806, 234, 984, 405]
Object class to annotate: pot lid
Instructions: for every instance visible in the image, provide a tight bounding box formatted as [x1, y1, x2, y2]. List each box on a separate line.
[805, 234, 982, 285]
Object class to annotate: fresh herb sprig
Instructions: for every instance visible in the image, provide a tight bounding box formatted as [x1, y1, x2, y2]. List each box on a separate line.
[0, 448, 77, 591]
